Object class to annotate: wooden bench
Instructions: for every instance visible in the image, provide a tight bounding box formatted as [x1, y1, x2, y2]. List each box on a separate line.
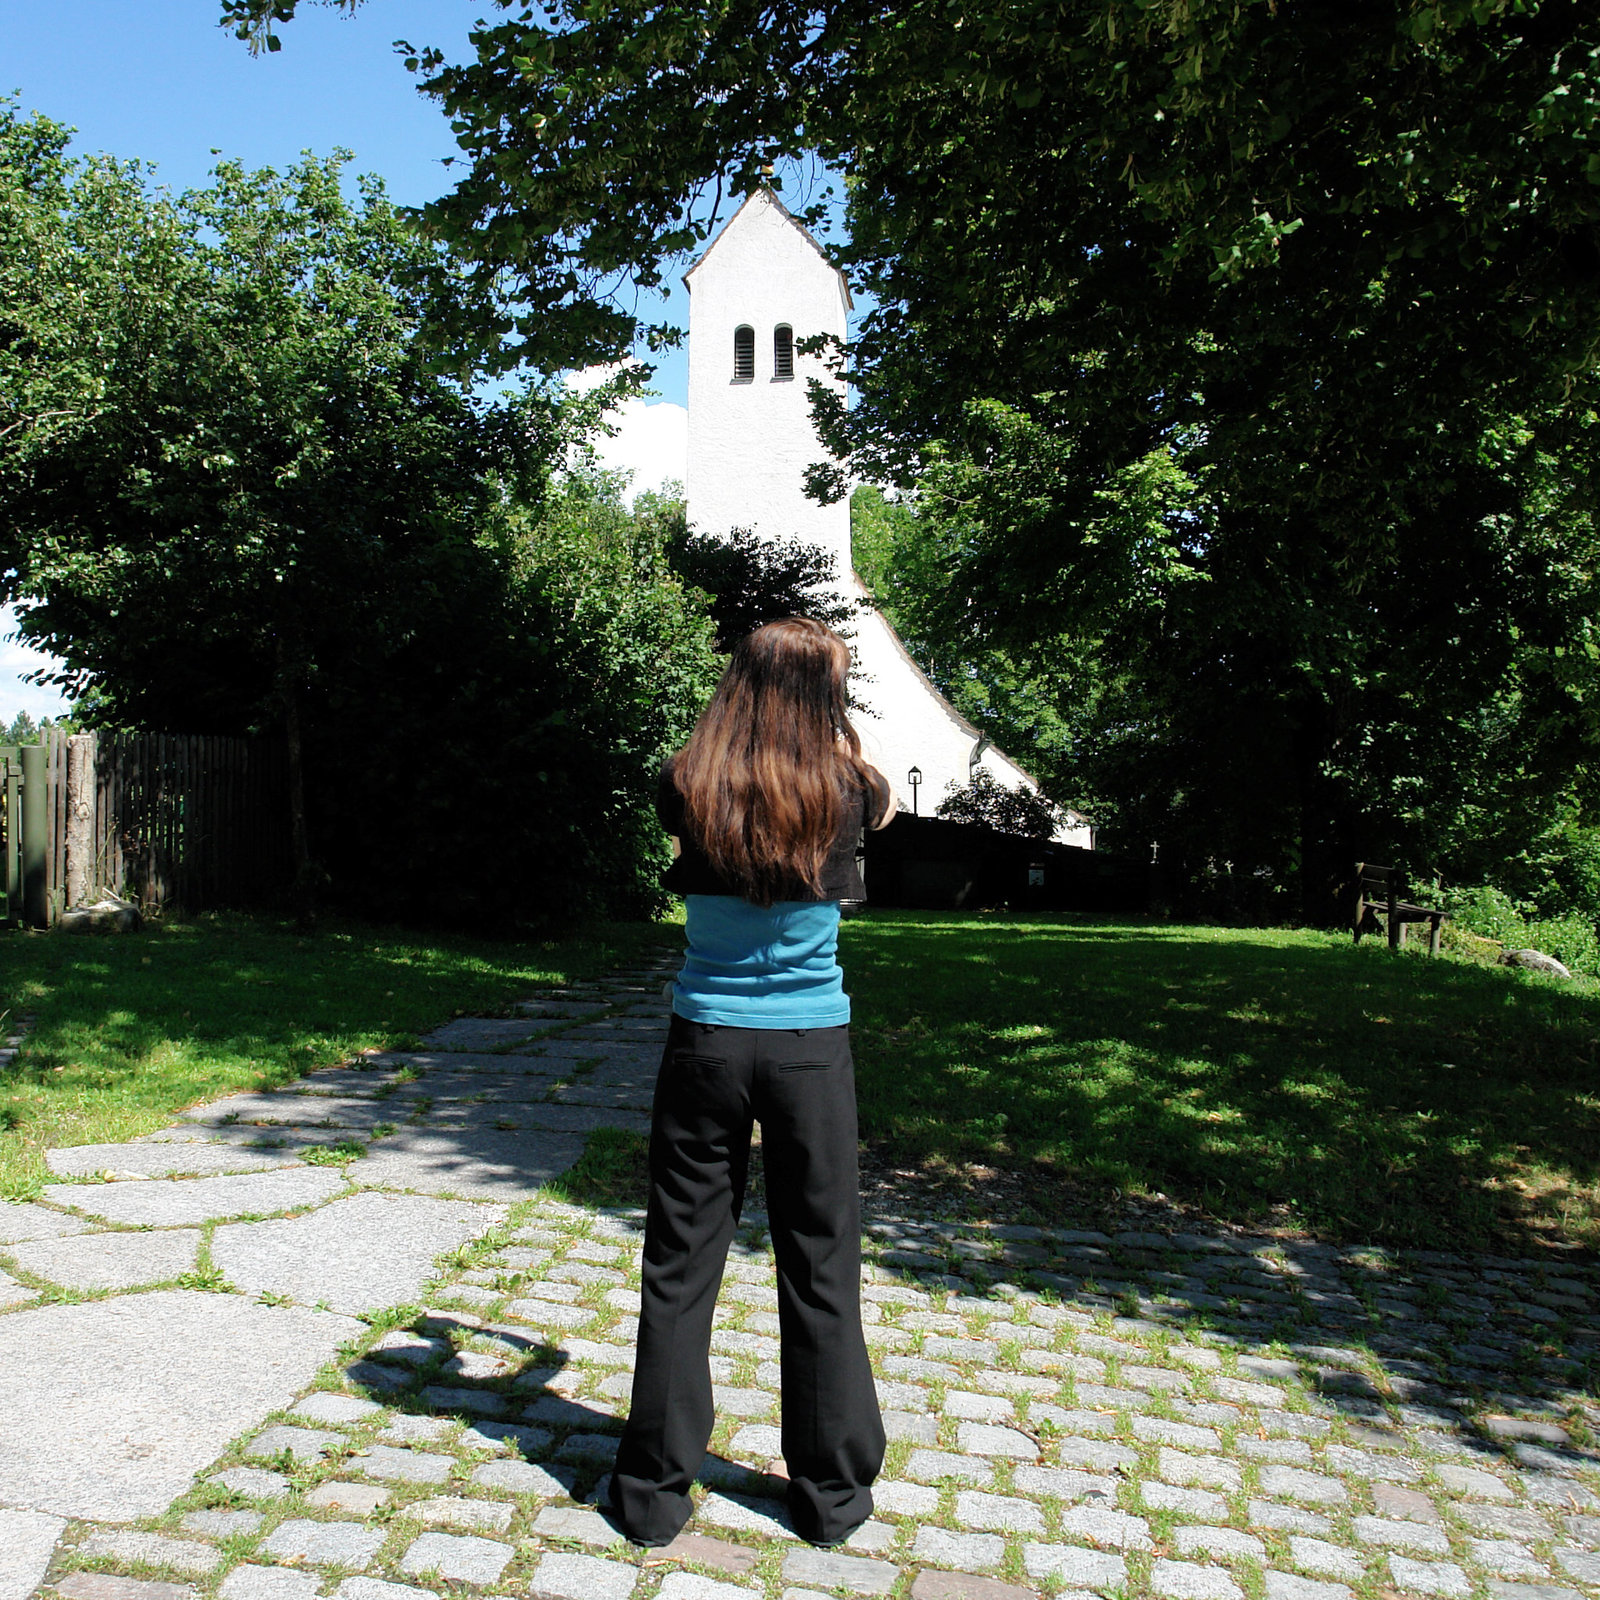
[1352, 862, 1449, 955]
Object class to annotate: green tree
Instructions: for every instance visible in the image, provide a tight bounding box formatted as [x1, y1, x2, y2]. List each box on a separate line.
[868, 399, 1600, 917]
[0, 103, 189, 528]
[849, 485, 912, 617]
[4, 122, 545, 922]
[340, 466, 721, 922]
[219, 1, 1600, 426]
[853, 479, 1101, 820]
[1, 107, 717, 924]
[2, 711, 39, 746]
[214, 1, 1600, 916]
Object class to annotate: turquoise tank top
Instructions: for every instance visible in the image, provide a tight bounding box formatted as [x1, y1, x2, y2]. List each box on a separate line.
[671, 895, 848, 1029]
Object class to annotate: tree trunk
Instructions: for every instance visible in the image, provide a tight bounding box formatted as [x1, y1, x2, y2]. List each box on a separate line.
[276, 634, 316, 933]
[64, 733, 97, 907]
[1293, 697, 1348, 928]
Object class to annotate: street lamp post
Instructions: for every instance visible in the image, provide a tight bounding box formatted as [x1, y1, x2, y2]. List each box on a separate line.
[907, 765, 922, 818]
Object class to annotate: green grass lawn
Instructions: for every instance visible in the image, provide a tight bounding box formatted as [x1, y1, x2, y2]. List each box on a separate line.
[8, 907, 1597, 1253]
[0, 912, 669, 1200]
[841, 912, 1600, 1253]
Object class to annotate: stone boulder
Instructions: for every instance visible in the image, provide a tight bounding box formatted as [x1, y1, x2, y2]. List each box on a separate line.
[58, 896, 143, 934]
[1498, 948, 1572, 980]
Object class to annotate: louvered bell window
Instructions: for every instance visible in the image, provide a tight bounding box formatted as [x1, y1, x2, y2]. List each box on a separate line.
[773, 323, 794, 380]
[733, 325, 755, 382]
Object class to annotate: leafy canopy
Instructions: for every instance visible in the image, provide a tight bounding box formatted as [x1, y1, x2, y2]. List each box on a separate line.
[865, 396, 1600, 920]
[214, 1, 1600, 918]
[217, 1, 1600, 427]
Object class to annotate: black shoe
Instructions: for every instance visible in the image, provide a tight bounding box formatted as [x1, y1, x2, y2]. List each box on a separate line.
[598, 1501, 674, 1549]
[802, 1525, 865, 1550]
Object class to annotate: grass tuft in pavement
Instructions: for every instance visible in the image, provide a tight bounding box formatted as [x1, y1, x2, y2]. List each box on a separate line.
[546, 1126, 651, 1211]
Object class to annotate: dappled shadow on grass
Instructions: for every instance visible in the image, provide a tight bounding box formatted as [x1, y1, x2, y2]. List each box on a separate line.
[0, 913, 666, 1195]
[841, 913, 1600, 1254]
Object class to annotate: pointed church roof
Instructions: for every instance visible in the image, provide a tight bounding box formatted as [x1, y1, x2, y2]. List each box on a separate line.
[848, 574, 1089, 827]
[683, 187, 854, 310]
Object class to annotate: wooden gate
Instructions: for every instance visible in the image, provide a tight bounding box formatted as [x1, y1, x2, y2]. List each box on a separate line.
[0, 746, 22, 925]
[1, 730, 290, 926]
[0, 741, 55, 928]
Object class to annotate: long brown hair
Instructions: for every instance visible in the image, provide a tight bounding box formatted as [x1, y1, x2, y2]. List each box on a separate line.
[673, 616, 874, 905]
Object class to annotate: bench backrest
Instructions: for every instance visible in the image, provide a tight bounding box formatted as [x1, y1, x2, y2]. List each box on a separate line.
[1356, 862, 1394, 899]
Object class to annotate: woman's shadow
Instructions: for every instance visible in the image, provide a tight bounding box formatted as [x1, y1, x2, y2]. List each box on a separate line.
[344, 1309, 789, 1536]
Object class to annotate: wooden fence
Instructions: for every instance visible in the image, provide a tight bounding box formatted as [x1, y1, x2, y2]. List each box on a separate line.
[1, 730, 290, 926]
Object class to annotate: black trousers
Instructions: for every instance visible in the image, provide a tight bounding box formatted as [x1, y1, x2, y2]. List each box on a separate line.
[609, 1015, 885, 1545]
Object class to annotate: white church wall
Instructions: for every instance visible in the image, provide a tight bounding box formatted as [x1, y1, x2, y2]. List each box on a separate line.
[848, 592, 1093, 846]
[684, 188, 1091, 851]
[685, 191, 852, 577]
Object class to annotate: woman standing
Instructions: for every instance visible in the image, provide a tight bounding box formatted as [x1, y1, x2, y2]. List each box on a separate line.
[607, 616, 895, 1549]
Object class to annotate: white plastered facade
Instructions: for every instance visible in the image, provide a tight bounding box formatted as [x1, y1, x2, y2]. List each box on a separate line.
[684, 189, 1090, 845]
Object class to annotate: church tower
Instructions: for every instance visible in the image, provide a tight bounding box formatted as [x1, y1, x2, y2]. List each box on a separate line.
[685, 188, 852, 576]
[684, 189, 1090, 845]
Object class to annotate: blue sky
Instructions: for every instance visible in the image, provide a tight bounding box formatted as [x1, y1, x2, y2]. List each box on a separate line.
[1, 0, 704, 720]
[4, 3, 473, 203]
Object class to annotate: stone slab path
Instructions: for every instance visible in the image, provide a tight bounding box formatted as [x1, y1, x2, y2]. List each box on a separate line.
[1, 953, 1597, 1600]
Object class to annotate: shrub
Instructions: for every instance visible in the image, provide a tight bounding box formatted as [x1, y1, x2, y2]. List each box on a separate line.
[935, 768, 1067, 840]
[308, 472, 722, 926]
[1443, 884, 1600, 977]
[665, 520, 862, 649]
[1521, 912, 1600, 977]
[1524, 823, 1600, 926]
[1442, 884, 1529, 947]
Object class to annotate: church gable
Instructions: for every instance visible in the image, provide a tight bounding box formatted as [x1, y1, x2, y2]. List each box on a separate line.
[681, 189, 1089, 848]
[684, 182, 853, 575]
[684, 189, 852, 312]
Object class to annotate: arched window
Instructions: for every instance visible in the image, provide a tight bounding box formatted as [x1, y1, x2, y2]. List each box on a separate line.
[773, 323, 794, 380]
[733, 325, 754, 383]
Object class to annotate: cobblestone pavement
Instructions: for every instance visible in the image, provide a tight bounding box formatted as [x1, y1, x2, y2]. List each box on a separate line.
[1, 953, 1597, 1600]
